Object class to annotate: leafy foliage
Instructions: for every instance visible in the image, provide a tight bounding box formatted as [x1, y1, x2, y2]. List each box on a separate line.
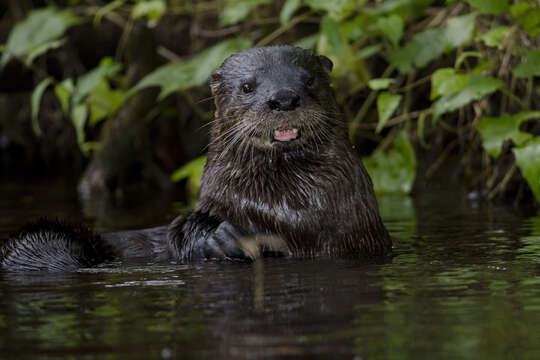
[133, 38, 253, 99]
[388, 13, 476, 73]
[478, 112, 540, 203]
[478, 112, 540, 159]
[2, 0, 540, 204]
[513, 49, 540, 78]
[280, 0, 302, 25]
[31, 78, 54, 136]
[132, 0, 167, 22]
[220, 0, 271, 26]
[171, 155, 208, 206]
[0, 8, 81, 68]
[376, 92, 402, 133]
[364, 131, 416, 194]
[477, 26, 511, 49]
[465, 0, 508, 15]
[513, 139, 540, 203]
[432, 74, 503, 122]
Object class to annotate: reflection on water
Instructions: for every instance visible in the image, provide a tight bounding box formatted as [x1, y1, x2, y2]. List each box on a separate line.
[1, 178, 540, 359]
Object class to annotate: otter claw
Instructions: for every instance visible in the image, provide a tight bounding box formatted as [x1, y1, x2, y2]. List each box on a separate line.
[201, 221, 291, 262]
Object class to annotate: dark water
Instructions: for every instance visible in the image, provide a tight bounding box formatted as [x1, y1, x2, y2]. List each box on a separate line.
[1, 177, 540, 359]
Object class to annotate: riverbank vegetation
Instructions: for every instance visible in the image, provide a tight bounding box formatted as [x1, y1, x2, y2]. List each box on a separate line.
[1, 0, 539, 205]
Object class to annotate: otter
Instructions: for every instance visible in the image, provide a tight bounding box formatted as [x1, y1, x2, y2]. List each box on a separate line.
[0, 46, 391, 272]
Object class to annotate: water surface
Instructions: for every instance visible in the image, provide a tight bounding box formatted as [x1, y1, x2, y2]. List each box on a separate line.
[1, 177, 539, 359]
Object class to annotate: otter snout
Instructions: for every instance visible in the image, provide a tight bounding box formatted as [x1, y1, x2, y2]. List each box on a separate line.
[268, 89, 300, 111]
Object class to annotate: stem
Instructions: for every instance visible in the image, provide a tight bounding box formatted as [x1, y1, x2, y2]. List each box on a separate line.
[488, 163, 517, 200]
[354, 111, 423, 130]
[157, 46, 182, 61]
[395, 75, 431, 93]
[525, 76, 533, 110]
[501, 86, 526, 109]
[255, 12, 313, 47]
[426, 138, 458, 179]
[115, 16, 134, 62]
[182, 91, 212, 121]
[93, 0, 127, 26]
[349, 64, 395, 141]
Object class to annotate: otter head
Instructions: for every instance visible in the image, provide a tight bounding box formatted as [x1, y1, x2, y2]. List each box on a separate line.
[208, 46, 342, 154]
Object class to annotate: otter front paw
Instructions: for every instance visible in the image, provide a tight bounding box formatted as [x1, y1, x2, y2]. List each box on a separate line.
[203, 221, 251, 262]
[168, 212, 290, 262]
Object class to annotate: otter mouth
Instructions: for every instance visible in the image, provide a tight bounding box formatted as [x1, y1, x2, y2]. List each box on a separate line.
[273, 126, 300, 143]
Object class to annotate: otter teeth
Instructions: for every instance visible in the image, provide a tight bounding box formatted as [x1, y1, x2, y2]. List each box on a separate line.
[273, 127, 299, 142]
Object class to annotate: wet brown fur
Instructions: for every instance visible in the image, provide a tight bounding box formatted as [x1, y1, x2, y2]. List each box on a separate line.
[186, 46, 391, 257]
[1, 46, 391, 272]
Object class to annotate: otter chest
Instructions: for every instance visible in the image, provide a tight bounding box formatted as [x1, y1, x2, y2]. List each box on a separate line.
[211, 166, 345, 235]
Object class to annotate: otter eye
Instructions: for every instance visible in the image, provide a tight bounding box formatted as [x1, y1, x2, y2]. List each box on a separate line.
[306, 76, 315, 88]
[241, 82, 254, 94]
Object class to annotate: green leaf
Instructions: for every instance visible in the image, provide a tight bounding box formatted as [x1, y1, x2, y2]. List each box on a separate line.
[430, 68, 467, 100]
[86, 80, 127, 126]
[132, 0, 166, 21]
[54, 78, 75, 114]
[478, 26, 511, 49]
[358, 44, 382, 59]
[513, 49, 540, 78]
[94, 0, 126, 25]
[305, 0, 364, 21]
[31, 78, 54, 137]
[388, 28, 445, 73]
[71, 104, 88, 149]
[280, 0, 302, 26]
[363, 131, 416, 194]
[368, 78, 394, 90]
[171, 155, 208, 200]
[432, 74, 503, 121]
[73, 57, 122, 105]
[465, 0, 508, 14]
[320, 16, 347, 57]
[294, 33, 320, 49]
[377, 14, 404, 47]
[388, 13, 476, 73]
[417, 110, 429, 147]
[26, 39, 66, 66]
[455, 51, 482, 69]
[386, 42, 417, 74]
[471, 60, 493, 74]
[220, 0, 270, 26]
[376, 92, 402, 133]
[510, 1, 530, 17]
[477, 112, 540, 159]
[513, 7, 540, 37]
[444, 13, 476, 49]
[513, 138, 540, 204]
[133, 38, 253, 100]
[0, 8, 81, 69]
[362, 0, 409, 16]
[413, 29, 448, 67]
[171, 155, 207, 182]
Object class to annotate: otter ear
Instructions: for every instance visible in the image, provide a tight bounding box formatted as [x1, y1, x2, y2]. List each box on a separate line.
[208, 69, 222, 93]
[317, 55, 333, 74]
[208, 70, 222, 85]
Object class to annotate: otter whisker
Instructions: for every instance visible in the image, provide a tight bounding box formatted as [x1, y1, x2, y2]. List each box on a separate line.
[195, 95, 216, 104]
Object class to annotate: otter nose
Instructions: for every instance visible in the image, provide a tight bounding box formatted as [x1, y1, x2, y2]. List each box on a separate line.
[268, 89, 300, 111]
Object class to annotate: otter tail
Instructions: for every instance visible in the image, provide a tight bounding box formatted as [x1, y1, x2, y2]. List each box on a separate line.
[0, 219, 113, 272]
